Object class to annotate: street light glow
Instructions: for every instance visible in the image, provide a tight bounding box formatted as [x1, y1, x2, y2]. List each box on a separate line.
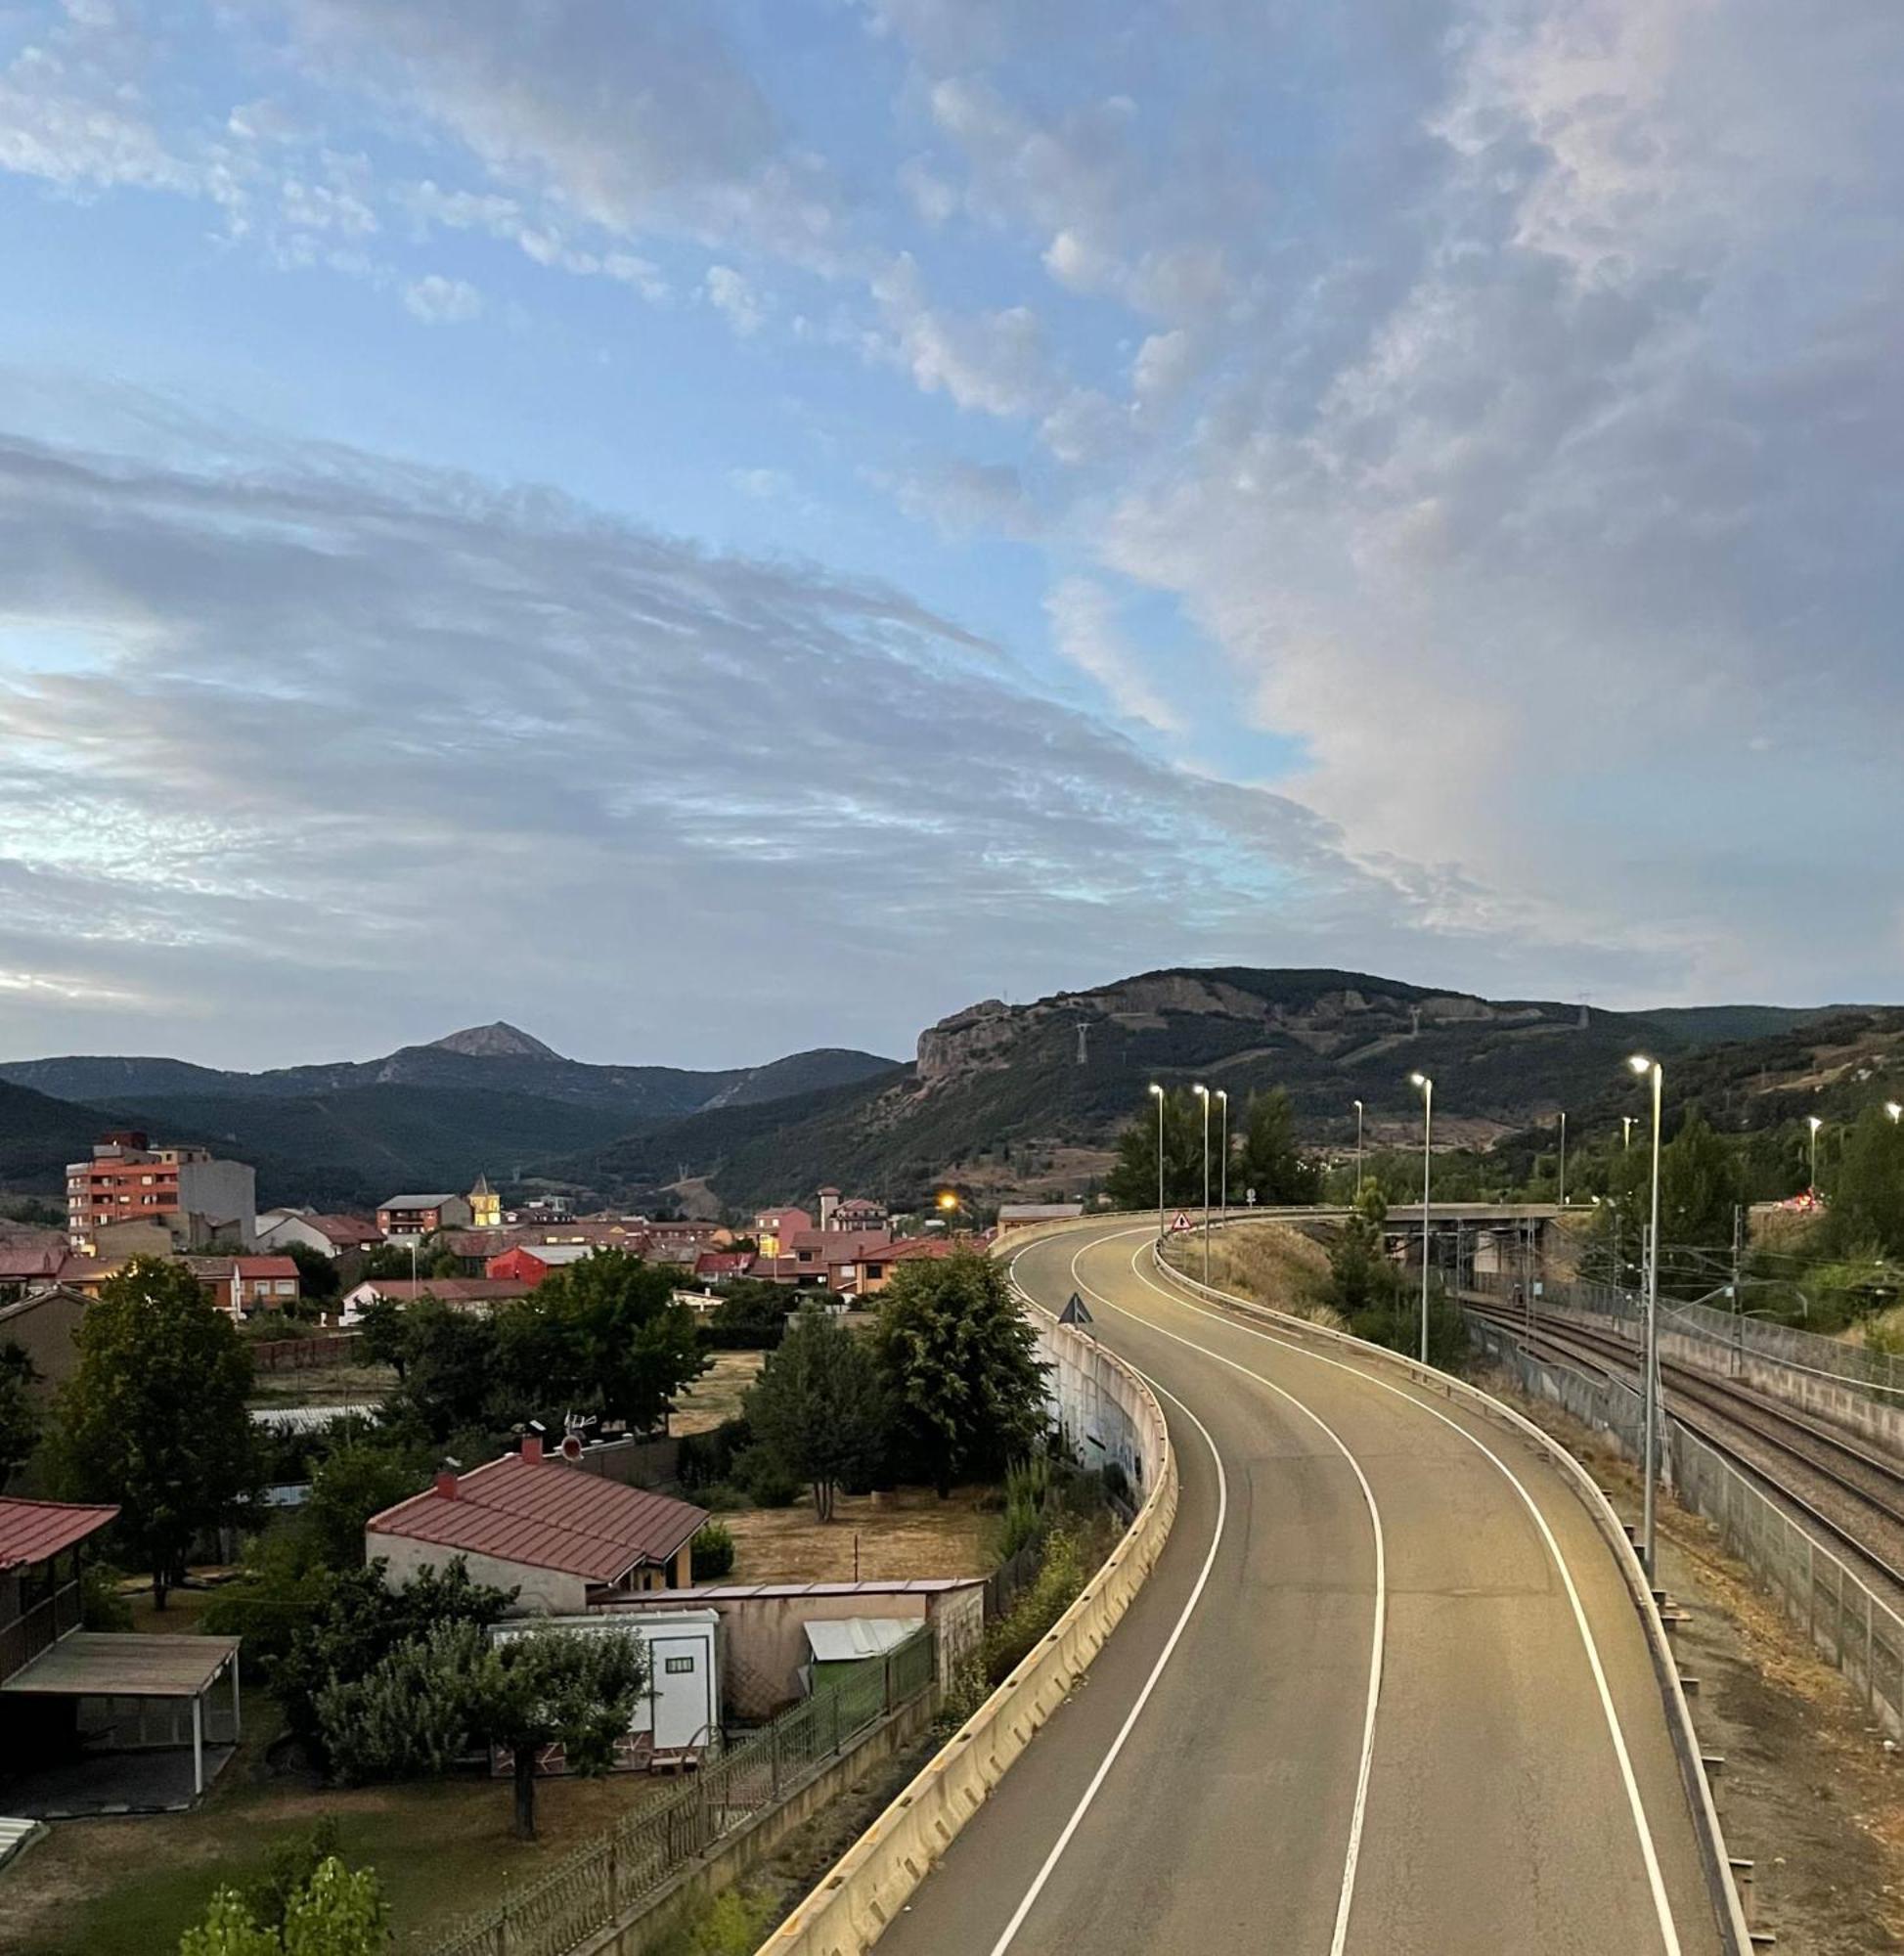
[1628, 1053, 1653, 1076]
[1807, 1115, 1823, 1134]
[1193, 1083, 1209, 1098]
[1887, 1102, 1902, 1123]
[1410, 1071, 1428, 1089]
[1148, 1082, 1164, 1097]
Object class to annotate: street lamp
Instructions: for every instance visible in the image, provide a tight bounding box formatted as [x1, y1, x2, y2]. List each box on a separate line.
[1558, 1110, 1568, 1209]
[1887, 1101, 1902, 1125]
[1410, 1072, 1433, 1363]
[1193, 1085, 1212, 1284]
[1148, 1084, 1166, 1242]
[1807, 1114, 1823, 1196]
[1622, 1115, 1635, 1150]
[1629, 1054, 1664, 1578]
[1352, 1098, 1364, 1202]
[1217, 1089, 1229, 1225]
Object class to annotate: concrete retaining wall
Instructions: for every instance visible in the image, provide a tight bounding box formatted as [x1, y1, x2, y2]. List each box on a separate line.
[756, 1222, 1174, 1956]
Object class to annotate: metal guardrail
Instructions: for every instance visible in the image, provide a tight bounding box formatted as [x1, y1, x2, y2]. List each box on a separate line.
[1472, 1315, 1904, 1740]
[424, 1628, 936, 1956]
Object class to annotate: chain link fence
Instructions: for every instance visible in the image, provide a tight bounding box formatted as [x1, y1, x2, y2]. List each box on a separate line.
[423, 1627, 936, 1956]
[1471, 1314, 1904, 1738]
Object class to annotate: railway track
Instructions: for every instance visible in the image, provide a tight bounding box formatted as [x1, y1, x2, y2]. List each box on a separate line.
[1465, 1294, 1904, 1597]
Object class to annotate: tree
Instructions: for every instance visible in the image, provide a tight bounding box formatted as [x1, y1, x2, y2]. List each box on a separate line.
[284, 1242, 340, 1305]
[300, 1441, 428, 1571]
[354, 1297, 409, 1378]
[743, 1305, 887, 1520]
[53, 1258, 259, 1606]
[180, 1855, 386, 1956]
[1819, 1106, 1904, 1259]
[1658, 1114, 1743, 1298]
[1323, 1187, 1397, 1318]
[381, 1299, 504, 1444]
[875, 1251, 1048, 1497]
[271, 1558, 515, 1765]
[318, 1622, 648, 1841]
[492, 1250, 705, 1433]
[1232, 1089, 1320, 1205]
[0, 1341, 39, 1493]
[1104, 1089, 1206, 1212]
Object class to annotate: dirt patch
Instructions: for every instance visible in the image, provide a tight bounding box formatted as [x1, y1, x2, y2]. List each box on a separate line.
[1481, 1370, 1904, 1953]
[673, 1350, 765, 1436]
[245, 1357, 395, 1410]
[723, 1487, 994, 1584]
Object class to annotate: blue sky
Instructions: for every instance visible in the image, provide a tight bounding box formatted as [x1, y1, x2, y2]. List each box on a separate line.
[0, 0, 1900, 1068]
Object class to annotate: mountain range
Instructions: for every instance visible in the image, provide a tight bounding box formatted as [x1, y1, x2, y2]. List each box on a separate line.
[0, 979, 1888, 1216]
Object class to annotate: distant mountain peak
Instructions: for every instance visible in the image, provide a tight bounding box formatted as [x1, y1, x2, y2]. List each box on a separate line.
[426, 1021, 564, 1061]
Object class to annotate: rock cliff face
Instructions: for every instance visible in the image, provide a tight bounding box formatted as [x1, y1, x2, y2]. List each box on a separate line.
[912, 968, 1544, 1089]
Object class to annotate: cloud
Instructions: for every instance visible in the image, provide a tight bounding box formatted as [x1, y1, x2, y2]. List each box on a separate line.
[1044, 576, 1184, 734]
[401, 273, 482, 323]
[870, 253, 1057, 420]
[704, 264, 765, 337]
[0, 400, 1590, 1065]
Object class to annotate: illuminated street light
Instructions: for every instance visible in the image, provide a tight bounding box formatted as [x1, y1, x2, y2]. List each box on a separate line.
[1807, 1114, 1824, 1196]
[1410, 1072, 1433, 1363]
[1192, 1084, 1212, 1284]
[1628, 1054, 1663, 1578]
[1216, 1089, 1229, 1226]
[1148, 1084, 1166, 1242]
[1352, 1098, 1364, 1202]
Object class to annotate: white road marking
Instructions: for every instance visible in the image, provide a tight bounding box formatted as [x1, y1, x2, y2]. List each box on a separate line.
[982, 1246, 1228, 1956]
[1115, 1230, 1686, 1956]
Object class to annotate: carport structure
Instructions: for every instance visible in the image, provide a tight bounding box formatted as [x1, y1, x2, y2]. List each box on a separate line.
[1, 1630, 242, 1800]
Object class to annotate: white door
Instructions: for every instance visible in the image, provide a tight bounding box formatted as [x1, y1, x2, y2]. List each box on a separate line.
[648, 1635, 712, 1751]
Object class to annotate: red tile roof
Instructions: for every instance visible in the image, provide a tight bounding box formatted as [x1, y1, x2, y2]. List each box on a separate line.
[347, 1277, 531, 1306]
[368, 1455, 707, 1582]
[308, 1215, 383, 1248]
[0, 1497, 118, 1574]
[0, 1248, 64, 1282]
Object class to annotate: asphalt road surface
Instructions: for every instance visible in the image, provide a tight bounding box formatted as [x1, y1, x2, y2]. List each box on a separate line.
[875, 1218, 1722, 1956]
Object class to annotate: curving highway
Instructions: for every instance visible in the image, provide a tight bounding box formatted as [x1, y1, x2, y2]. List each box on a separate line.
[877, 1219, 1724, 1956]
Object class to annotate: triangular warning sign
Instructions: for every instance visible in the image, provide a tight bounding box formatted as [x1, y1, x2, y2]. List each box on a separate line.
[1170, 1211, 1192, 1233]
[1059, 1292, 1093, 1326]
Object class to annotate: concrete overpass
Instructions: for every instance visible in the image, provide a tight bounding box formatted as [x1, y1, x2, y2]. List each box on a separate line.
[873, 1216, 1730, 1956]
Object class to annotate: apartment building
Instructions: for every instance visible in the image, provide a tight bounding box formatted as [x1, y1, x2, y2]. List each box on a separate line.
[66, 1133, 255, 1250]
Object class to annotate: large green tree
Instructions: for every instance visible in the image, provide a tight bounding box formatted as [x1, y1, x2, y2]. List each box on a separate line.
[1819, 1105, 1904, 1259]
[1658, 1114, 1745, 1297]
[744, 1305, 887, 1520]
[0, 1341, 39, 1493]
[492, 1249, 705, 1434]
[1232, 1088, 1321, 1205]
[318, 1621, 648, 1840]
[875, 1251, 1047, 1496]
[1103, 1088, 1208, 1213]
[53, 1258, 259, 1605]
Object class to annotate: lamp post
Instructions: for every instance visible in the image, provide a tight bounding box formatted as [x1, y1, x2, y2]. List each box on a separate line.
[1193, 1085, 1212, 1284]
[1558, 1110, 1568, 1210]
[1352, 1098, 1364, 1202]
[1807, 1114, 1823, 1197]
[1148, 1084, 1166, 1242]
[1622, 1115, 1635, 1150]
[1629, 1053, 1664, 1578]
[1887, 1101, 1902, 1125]
[1410, 1072, 1433, 1363]
[1217, 1089, 1229, 1225]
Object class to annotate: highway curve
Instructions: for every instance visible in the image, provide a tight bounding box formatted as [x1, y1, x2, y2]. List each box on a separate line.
[876, 1218, 1723, 1956]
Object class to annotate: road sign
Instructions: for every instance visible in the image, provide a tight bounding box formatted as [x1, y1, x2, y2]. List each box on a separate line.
[1169, 1211, 1192, 1233]
[1059, 1292, 1093, 1326]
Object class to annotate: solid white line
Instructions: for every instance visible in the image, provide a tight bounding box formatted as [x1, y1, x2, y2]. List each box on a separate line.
[1119, 1232, 1685, 1956]
[1003, 1234, 1388, 1956]
[981, 1263, 1227, 1956]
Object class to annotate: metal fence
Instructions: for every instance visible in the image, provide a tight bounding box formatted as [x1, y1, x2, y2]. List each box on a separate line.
[1473, 1268, 1904, 1402]
[424, 1627, 937, 1956]
[1471, 1314, 1904, 1738]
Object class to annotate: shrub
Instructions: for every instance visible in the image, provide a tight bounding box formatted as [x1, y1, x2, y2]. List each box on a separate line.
[734, 1443, 800, 1508]
[690, 1521, 735, 1580]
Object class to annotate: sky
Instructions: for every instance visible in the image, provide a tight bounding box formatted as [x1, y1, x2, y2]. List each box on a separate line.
[0, 0, 1900, 1070]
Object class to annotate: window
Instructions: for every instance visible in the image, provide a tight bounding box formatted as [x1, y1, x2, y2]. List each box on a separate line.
[664, 1656, 695, 1674]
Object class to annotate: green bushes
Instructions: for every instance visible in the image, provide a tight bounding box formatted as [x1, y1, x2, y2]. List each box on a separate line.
[690, 1520, 735, 1580]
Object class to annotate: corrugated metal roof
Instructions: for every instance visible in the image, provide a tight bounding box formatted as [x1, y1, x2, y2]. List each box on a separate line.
[805, 1618, 919, 1663]
[0, 1497, 119, 1574]
[368, 1455, 707, 1581]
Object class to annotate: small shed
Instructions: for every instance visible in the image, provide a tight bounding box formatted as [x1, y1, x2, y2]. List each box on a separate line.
[490, 1609, 720, 1770]
[803, 1618, 919, 1699]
